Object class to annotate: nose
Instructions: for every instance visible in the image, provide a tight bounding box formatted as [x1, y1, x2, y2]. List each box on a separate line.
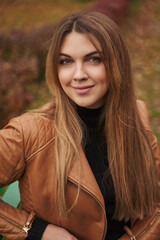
[73, 62, 88, 81]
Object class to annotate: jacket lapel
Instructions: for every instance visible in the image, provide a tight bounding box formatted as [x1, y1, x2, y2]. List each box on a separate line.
[68, 146, 105, 209]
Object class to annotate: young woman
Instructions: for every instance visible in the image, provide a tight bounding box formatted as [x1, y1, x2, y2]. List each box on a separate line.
[0, 11, 160, 240]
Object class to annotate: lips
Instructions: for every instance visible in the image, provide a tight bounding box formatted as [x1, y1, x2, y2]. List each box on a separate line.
[72, 85, 94, 94]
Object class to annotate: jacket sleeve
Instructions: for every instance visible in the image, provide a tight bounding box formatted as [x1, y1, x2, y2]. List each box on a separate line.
[26, 218, 49, 240]
[0, 117, 35, 240]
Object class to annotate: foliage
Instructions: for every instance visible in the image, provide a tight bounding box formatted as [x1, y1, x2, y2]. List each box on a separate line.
[0, 58, 38, 126]
[92, 0, 130, 24]
[122, 0, 160, 141]
[0, 23, 55, 127]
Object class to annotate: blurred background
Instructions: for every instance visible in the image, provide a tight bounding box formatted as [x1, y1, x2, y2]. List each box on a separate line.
[0, 0, 159, 142]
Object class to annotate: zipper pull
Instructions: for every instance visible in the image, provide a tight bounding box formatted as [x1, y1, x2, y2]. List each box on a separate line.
[22, 211, 36, 234]
[22, 221, 30, 234]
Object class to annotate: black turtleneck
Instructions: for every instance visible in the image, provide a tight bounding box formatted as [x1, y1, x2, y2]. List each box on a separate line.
[77, 105, 130, 240]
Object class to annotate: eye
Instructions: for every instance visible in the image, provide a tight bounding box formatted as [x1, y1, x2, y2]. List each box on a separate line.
[59, 58, 73, 65]
[88, 56, 102, 63]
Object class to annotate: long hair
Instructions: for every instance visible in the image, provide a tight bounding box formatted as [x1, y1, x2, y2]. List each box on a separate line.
[45, 11, 158, 220]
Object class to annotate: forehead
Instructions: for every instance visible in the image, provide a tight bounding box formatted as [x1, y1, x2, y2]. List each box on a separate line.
[60, 32, 102, 55]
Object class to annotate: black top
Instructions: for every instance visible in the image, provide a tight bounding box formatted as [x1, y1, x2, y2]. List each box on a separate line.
[27, 106, 130, 240]
[77, 105, 130, 240]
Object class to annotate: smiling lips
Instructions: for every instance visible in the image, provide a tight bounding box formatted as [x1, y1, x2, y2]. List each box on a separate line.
[72, 85, 94, 94]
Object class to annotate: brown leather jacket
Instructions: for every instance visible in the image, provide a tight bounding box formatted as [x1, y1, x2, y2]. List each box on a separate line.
[0, 100, 160, 240]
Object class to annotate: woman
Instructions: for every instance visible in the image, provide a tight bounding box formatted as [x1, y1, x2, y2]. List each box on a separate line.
[0, 11, 160, 240]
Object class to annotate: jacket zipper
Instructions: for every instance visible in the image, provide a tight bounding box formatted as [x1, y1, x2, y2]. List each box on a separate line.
[69, 178, 107, 240]
[136, 210, 160, 239]
[0, 213, 30, 233]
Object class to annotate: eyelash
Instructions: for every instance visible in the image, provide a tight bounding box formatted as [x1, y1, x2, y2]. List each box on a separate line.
[59, 59, 73, 65]
[88, 56, 101, 63]
[59, 56, 102, 65]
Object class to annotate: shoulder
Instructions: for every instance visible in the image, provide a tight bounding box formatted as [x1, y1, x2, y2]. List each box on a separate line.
[17, 112, 54, 132]
[136, 100, 160, 160]
[136, 99, 151, 130]
[6, 112, 55, 160]
[7, 111, 54, 132]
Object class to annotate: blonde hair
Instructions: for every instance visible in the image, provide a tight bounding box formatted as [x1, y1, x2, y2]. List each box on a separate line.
[45, 11, 158, 220]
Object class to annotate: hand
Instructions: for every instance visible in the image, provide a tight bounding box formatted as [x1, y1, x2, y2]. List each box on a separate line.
[41, 224, 78, 240]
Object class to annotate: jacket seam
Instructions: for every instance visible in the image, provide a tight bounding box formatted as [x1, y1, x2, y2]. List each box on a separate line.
[16, 117, 25, 161]
[25, 137, 55, 162]
[17, 115, 55, 163]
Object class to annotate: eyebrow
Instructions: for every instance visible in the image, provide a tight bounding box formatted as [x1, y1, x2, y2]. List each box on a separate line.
[59, 51, 101, 58]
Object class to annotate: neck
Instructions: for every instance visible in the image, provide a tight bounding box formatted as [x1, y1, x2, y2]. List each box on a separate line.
[76, 105, 104, 128]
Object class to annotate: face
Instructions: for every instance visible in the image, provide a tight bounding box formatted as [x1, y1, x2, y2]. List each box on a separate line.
[58, 32, 108, 109]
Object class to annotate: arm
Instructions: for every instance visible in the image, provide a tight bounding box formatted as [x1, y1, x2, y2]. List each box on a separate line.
[0, 117, 78, 240]
[26, 219, 78, 240]
[0, 117, 35, 240]
[26, 218, 49, 240]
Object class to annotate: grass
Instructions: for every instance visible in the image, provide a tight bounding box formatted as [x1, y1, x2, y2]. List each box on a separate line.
[0, 0, 96, 31]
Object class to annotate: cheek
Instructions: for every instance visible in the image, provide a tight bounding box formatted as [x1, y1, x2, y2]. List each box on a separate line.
[58, 68, 73, 87]
[58, 70, 67, 87]
[96, 67, 108, 92]
[100, 68, 107, 87]
[97, 73, 107, 89]
[90, 65, 107, 82]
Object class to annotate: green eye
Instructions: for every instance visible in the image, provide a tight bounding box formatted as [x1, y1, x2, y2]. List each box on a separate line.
[59, 59, 73, 64]
[89, 56, 101, 63]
